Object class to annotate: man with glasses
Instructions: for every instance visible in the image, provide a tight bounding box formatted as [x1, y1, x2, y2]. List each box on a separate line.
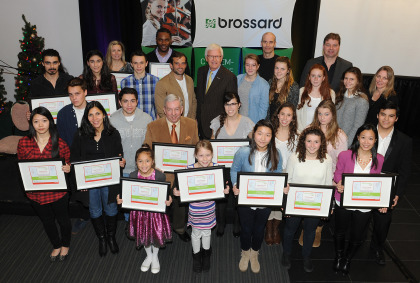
[196, 43, 237, 139]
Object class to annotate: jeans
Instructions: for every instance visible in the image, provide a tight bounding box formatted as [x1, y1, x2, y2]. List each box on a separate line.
[237, 207, 271, 251]
[30, 194, 71, 249]
[283, 216, 320, 258]
[89, 186, 118, 219]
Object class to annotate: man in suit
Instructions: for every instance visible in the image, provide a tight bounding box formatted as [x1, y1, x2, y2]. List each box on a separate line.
[299, 33, 352, 92]
[144, 94, 199, 242]
[371, 101, 412, 265]
[154, 51, 196, 119]
[196, 43, 237, 139]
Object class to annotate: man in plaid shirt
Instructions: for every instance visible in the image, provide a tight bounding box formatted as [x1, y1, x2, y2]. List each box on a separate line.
[120, 50, 159, 120]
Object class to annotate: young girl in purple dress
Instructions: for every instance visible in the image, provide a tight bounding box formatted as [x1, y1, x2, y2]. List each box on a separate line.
[174, 140, 230, 273]
[117, 144, 172, 274]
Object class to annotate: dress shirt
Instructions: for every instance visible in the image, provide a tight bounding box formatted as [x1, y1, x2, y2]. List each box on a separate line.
[377, 126, 394, 156]
[206, 66, 220, 88]
[176, 75, 189, 116]
[156, 48, 172, 63]
[166, 118, 180, 139]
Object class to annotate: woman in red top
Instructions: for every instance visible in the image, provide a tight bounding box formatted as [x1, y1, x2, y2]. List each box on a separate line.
[17, 107, 71, 262]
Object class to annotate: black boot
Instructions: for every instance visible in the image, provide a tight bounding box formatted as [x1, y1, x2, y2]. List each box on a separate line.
[341, 242, 361, 275]
[333, 235, 345, 272]
[192, 251, 202, 273]
[91, 216, 107, 257]
[202, 247, 212, 272]
[106, 215, 119, 254]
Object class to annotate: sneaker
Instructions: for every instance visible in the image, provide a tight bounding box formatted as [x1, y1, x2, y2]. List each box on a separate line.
[281, 253, 291, 269]
[303, 257, 314, 272]
[72, 218, 88, 235]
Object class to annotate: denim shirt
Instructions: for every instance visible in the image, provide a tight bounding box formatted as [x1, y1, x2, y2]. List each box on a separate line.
[237, 74, 269, 124]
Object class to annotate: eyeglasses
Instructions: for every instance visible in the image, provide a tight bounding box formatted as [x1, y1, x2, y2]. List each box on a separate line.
[225, 102, 239, 107]
[207, 55, 222, 60]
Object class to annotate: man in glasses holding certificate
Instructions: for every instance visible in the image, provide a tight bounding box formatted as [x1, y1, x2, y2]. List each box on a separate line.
[370, 101, 412, 265]
[144, 94, 199, 242]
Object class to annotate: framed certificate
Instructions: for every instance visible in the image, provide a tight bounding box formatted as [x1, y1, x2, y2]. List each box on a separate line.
[237, 172, 287, 206]
[18, 159, 68, 191]
[72, 157, 121, 190]
[153, 143, 195, 172]
[210, 139, 250, 168]
[111, 72, 132, 93]
[86, 93, 118, 116]
[121, 178, 170, 213]
[284, 184, 335, 218]
[341, 173, 397, 208]
[30, 95, 71, 123]
[174, 166, 226, 203]
[149, 63, 171, 79]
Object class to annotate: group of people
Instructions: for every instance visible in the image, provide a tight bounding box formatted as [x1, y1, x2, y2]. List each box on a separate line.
[21, 29, 411, 277]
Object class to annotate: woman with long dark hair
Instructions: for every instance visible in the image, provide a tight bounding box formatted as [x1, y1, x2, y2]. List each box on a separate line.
[210, 92, 254, 237]
[71, 101, 125, 257]
[80, 50, 117, 94]
[335, 67, 369, 146]
[282, 127, 332, 273]
[231, 120, 283, 273]
[17, 107, 71, 262]
[333, 124, 384, 275]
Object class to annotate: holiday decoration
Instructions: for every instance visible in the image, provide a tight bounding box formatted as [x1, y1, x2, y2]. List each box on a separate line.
[14, 15, 44, 102]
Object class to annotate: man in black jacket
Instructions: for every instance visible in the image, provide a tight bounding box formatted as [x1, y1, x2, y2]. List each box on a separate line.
[371, 101, 412, 265]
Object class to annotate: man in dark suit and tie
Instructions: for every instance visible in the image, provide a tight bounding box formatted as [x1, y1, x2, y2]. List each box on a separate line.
[299, 33, 352, 92]
[196, 43, 237, 139]
[371, 101, 412, 265]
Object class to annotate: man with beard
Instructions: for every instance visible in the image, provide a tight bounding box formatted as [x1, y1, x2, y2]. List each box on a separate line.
[30, 49, 73, 98]
[154, 51, 196, 119]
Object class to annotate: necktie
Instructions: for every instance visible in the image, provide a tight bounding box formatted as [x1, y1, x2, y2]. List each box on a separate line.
[205, 71, 213, 94]
[171, 124, 178, 144]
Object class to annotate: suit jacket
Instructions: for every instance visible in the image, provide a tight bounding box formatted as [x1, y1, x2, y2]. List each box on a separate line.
[154, 72, 197, 119]
[299, 56, 352, 92]
[381, 129, 412, 196]
[143, 116, 199, 185]
[196, 65, 237, 139]
[333, 150, 384, 201]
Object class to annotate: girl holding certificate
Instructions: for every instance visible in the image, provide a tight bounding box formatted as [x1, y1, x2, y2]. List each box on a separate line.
[210, 92, 254, 238]
[80, 50, 117, 94]
[296, 64, 335, 132]
[17, 107, 71, 262]
[71, 101, 125, 257]
[117, 145, 172, 274]
[282, 127, 332, 273]
[265, 102, 298, 245]
[173, 140, 230, 273]
[333, 124, 384, 275]
[231, 120, 283, 273]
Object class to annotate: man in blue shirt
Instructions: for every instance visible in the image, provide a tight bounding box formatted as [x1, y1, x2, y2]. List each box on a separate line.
[120, 50, 159, 120]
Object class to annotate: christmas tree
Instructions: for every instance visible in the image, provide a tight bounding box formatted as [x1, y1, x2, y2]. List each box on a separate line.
[0, 69, 12, 114]
[14, 15, 44, 102]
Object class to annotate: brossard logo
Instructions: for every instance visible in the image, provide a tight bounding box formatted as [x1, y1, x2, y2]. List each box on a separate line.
[206, 17, 282, 29]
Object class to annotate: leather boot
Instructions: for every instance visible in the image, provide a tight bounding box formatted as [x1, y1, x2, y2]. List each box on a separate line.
[91, 216, 107, 257]
[106, 215, 119, 254]
[313, 226, 323, 247]
[272, 219, 282, 245]
[341, 242, 361, 275]
[202, 247, 212, 272]
[265, 219, 274, 245]
[192, 251, 202, 273]
[333, 234, 345, 272]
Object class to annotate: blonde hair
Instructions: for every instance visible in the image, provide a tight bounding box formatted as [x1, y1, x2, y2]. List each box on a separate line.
[194, 140, 213, 156]
[105, 41, 127, 70]
[368, 66, 396, 99]
[145, 0, 168, 30]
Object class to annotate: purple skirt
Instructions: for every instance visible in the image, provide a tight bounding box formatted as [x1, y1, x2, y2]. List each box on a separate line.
[129, 210, 172, 248]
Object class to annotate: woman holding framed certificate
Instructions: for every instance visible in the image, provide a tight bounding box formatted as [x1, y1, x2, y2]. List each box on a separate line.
[333, 124, 384, 275]
[282, 127, 332, 273]
[266, 102, 298, 245]
[231, 120, 283, 273]
[210, 92, 254, 238]
[70, 101, 125, 257]
[17, 107, 71, 262]
[80, 50, 117, 94]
